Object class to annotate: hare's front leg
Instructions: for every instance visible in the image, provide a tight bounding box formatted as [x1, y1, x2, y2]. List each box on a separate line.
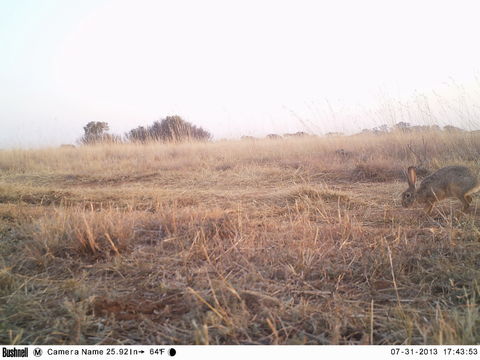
[424, 202, 434, 215]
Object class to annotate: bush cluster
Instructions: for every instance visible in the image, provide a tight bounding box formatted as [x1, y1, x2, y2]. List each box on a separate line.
[79, 116, 211, 145]
[125, 116, 211, 143]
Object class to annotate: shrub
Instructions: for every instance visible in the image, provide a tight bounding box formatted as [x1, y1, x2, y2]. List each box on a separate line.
[126, 116, 212, 143]
[79, 122, 121, 145]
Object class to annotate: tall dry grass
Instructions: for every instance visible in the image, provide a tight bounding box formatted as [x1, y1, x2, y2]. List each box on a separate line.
[0, 130, 478, 175]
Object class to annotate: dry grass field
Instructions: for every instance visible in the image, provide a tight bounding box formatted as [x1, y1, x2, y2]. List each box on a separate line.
[1, 131, 480, 345]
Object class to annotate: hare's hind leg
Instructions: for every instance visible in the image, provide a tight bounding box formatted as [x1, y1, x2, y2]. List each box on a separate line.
[461, 194, 472, 211]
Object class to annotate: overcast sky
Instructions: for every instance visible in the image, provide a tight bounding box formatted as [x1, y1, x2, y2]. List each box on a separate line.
[1, 0, 480, 147]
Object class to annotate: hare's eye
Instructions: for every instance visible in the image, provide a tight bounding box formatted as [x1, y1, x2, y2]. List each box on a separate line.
[405, 193, 411, 198]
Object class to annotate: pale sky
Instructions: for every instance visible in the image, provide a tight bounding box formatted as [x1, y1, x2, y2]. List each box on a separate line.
[1, 0, 480, 147]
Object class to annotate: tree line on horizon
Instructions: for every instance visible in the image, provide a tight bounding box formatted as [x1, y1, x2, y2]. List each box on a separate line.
[78, 117, 469, 146]
[79, 115, 212, 145]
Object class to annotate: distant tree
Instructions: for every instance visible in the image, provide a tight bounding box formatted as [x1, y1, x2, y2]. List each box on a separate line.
[125, 126, 149, 143]
[374, 124, 389, 133]
[284, 131, 309, 137]
[148, 120, 164, 141]
[79, 121, 122, 145]
[379, 124, 389, 132]
[266, 134, 282, 139]
[394, 122, 411, 132]
[360, 128, 385, 135]
[125, 116, 212, 143]
[155, 115, 211, 142]
[293, 131, 309, 137]
[102, 133, 123, 143]
[80, 121, 110, 145]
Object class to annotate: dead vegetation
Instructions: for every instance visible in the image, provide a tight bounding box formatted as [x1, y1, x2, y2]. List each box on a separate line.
[1, 131, 480, 344]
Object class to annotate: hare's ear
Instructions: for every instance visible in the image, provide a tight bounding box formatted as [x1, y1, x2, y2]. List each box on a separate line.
[407, 166, 417, 188]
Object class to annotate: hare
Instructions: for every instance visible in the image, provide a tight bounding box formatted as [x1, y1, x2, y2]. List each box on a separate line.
[401, 166, 480, 214]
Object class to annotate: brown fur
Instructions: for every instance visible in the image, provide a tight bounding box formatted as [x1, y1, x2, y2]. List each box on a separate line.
[402, 166, 479, 214]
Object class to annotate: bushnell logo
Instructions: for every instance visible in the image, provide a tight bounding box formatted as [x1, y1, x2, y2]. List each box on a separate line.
[2, 347, 29, 357]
